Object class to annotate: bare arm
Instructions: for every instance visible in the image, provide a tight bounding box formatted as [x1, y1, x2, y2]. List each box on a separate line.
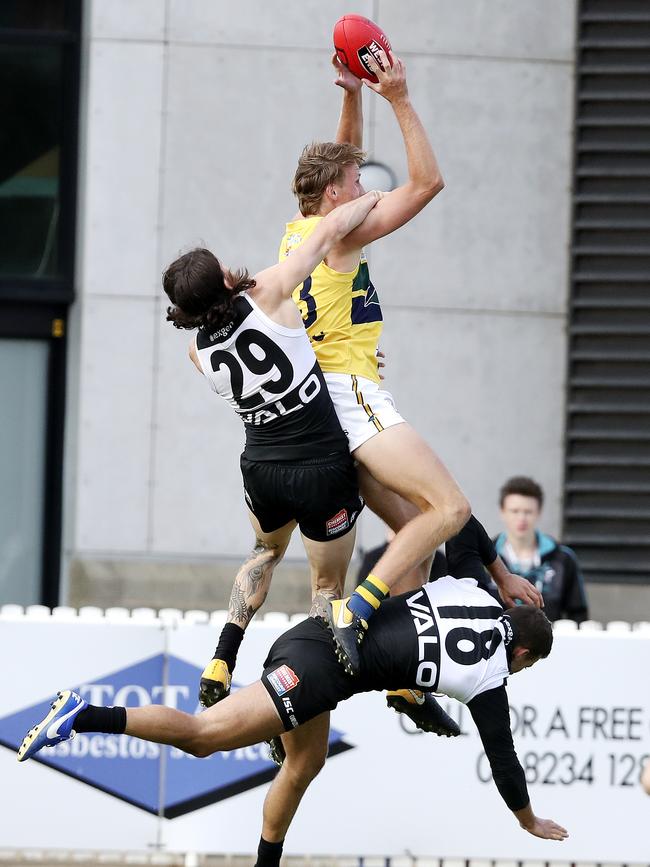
[255, 190, 382, 299]
[339, 51, 443, 250]
[333, 53, 363, 147]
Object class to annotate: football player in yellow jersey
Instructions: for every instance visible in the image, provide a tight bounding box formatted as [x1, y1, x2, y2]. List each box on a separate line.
[279, 49, 541, 673]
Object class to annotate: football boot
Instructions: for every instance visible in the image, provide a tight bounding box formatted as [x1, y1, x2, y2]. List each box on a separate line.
[17, 689, 87, 762]
[199, 658, 232, 707]
[386, 689, 460, 737]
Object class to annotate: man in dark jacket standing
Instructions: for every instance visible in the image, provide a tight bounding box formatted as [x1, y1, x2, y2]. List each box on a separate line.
[494, 476, 589, 623]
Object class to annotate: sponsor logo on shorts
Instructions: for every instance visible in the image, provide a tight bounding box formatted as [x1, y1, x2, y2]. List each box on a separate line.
[326, 508, 349, 536]
[267, 664, 300, 697]
[281, 696, 299, 729]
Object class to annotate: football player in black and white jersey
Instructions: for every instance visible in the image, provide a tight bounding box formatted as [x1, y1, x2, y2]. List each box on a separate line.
[161, 191, 384, 711]
[19, 515, 568, 861]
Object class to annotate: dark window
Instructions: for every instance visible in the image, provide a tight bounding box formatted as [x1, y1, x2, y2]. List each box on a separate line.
[0, 1, 67, 31]
[0, 0, 80, 299]
[0, 1, 80, 605]
[0, 43, 63, 279]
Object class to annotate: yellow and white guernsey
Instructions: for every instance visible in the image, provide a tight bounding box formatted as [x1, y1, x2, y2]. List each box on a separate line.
[279, 215, 383, 383]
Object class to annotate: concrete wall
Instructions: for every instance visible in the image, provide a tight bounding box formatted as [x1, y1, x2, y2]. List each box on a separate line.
[63, 0, 577, 607]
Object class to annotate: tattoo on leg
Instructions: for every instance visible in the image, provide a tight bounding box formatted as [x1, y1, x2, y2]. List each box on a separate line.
[310, 590, 338, 620]
[228, 539, 280, 628]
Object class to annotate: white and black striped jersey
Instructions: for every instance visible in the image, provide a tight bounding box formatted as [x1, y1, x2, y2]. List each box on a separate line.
[194, 293, 347, 460]
[414, 576, 510, 703]
[359, 575, 510, 704]
[266, 516, 529, 812]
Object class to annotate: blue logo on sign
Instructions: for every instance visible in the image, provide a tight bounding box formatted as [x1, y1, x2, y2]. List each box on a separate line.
[0, 655, 353, 818]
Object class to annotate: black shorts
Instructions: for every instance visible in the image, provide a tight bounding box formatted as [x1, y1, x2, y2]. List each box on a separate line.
[240, 452, 364, 542]
[261, 618, 356, 731]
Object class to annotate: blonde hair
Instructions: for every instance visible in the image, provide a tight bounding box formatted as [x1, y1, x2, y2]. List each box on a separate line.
[292, 141, 366, 216]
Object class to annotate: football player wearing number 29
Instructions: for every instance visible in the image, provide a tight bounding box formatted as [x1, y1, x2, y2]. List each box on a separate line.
[160, 192, 386, 707]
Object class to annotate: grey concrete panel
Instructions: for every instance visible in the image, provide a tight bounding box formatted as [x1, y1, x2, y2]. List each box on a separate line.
[168, 0, 373, 47]
[88, 0, 166, 41]
[367, 54, 573, 314]
[67, 556, 316, 613]
[584, 583, 650, 625]
[80, 41, 164, 298]
[160, 44, 371, 278]
[378, 0, 577, 62]
[74, 296, 156, 553]
[376, 307, 567, 538]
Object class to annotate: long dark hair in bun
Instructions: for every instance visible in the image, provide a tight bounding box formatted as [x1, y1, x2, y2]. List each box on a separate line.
[162, 247, 256, 331]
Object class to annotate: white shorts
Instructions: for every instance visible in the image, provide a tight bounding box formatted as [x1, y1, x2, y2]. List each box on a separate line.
[324, 373, 405, 453]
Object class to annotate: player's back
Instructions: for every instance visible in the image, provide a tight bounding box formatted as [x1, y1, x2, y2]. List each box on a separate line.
[362, 576, 510, 705]
[194, 292, 346, 460]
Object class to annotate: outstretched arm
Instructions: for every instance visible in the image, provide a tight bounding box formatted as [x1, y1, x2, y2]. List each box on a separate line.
[333, 53, 363, 147]
[468, 686, 568, 841]
[339, 50, 443, 250]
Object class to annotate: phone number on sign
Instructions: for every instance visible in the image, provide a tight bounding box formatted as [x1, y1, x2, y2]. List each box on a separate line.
[477, 751, 650, 786]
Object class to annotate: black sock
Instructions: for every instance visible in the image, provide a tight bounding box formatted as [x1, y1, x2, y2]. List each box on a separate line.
[74, 705, 127, 735]
[255, 837, 284, 867]
[214, 622, 245, 672]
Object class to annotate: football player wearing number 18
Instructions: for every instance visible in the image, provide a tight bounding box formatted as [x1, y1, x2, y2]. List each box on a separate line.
[18, 516, 568, 863]
[160, 190, 383, 707]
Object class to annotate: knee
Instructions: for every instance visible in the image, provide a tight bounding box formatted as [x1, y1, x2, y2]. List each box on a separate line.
[445, 493, 471, 534]
[185, 721, 218, 759]
[186, 736, 214, 759]
[284, 751, 327, 789]
[254, 544, 284, 574]
[423, 491, 470, 537]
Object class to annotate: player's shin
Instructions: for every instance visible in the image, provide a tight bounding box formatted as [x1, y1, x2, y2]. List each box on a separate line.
[347, 572, 390, 621]
[255, 837, 284, 867]
[74, 705, 127, 735]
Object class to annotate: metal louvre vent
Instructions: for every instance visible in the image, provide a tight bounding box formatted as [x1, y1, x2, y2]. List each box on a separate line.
[564, 0, 650, 584]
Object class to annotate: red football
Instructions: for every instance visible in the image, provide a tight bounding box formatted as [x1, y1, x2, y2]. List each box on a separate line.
[333, 14, 392, 83]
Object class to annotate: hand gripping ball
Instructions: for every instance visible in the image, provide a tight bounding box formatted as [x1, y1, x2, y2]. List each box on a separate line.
[333, 14, 393, 82]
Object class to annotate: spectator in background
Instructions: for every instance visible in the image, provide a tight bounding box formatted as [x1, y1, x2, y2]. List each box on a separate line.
[494, 476, 588, 623]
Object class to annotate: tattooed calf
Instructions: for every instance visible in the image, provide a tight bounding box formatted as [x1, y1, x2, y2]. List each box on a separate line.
[227, 538, 280, 628]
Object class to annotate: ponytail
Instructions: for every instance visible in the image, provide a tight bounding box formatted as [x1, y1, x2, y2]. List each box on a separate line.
[162, 249, 256, 331]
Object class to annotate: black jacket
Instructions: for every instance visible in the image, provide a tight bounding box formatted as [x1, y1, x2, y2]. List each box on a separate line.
[494, 531, 588, 623]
